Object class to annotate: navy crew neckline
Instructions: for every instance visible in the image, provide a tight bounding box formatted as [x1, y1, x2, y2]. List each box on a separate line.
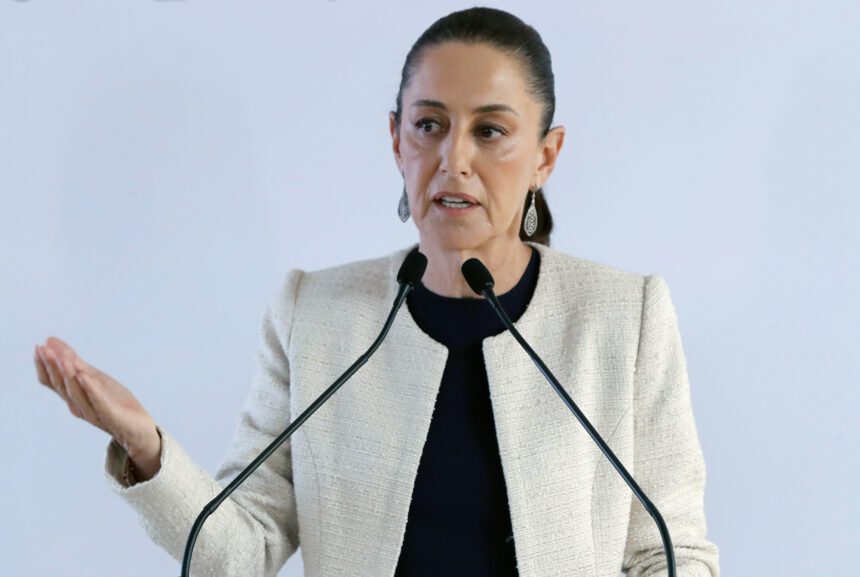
[406, 246, 540, 349]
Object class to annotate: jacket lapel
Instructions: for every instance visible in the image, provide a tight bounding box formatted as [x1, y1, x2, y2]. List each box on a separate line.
[482, 243, 600, 576]
[298, 246, 450, 575]
[298, 243, 611, 577]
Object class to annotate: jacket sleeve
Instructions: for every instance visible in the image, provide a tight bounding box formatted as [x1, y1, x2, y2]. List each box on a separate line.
[621, 274, 720, 577]
[103, 268, 304, 577]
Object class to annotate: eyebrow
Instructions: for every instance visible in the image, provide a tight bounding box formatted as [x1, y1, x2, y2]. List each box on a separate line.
[410, 99, 519, 117]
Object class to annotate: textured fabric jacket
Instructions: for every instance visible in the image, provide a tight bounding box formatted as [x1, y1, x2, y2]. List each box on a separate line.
[104, 241, 720, 577]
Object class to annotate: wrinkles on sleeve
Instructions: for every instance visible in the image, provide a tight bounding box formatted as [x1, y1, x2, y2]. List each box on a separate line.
[102, 268, 306, 577]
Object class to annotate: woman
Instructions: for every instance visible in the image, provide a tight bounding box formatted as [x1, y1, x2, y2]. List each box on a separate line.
[33, 7, 719, 577]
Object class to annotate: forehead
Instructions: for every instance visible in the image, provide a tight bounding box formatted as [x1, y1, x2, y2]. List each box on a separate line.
[406, 41, 533, 111]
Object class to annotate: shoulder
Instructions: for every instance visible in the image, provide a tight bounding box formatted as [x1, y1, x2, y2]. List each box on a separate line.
[529, 242, 648, 308]
[272, 246, 413, 319]
[300, 246, 408, 291]
[272, 243, 659, 317]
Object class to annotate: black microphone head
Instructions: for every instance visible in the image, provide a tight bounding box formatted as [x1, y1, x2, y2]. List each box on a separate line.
[461, 258, 495, 296]
[397, 250, 428, 287]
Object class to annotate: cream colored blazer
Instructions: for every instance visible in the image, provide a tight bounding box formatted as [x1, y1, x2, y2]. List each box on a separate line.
[104, 241, 720, 577]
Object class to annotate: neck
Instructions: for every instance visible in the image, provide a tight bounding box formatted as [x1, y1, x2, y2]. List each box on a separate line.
[417, 237, 533, 298]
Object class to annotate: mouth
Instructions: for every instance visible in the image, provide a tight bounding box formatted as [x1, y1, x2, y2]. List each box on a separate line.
[432, 197, 480, 215]
[432, 192, 480, 209]
[436, 197, 475, 209]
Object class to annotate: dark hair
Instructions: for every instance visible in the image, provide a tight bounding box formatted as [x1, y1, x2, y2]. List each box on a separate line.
[392, 6, 556, 246]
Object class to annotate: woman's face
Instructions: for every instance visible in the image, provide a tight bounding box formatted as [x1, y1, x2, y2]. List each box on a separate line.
[390, 41, 564, 253]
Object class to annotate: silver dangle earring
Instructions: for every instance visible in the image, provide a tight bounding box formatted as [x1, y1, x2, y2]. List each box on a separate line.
[524, 188, 539, 237]
[398, 183, 411, 222]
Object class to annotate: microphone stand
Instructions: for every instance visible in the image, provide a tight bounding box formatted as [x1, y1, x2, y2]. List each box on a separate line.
[461, 258, 676, 577]
[178, 251, 427, 577]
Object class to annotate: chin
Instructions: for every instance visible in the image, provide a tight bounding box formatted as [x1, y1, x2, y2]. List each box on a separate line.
[420, 228, 489, 253]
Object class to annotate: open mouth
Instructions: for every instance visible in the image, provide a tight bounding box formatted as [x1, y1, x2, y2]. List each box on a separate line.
[436, 197, 476, 209]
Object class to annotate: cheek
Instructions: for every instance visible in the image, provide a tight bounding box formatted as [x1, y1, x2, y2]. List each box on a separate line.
[401, 140, 437, 187]
[480, 148, 530, 195]
[480, 150, 532, 219]
[400, 139, 434, 177]
[488, 138, 520, 161]
[473, 133, 529, 178]
[402, 131, 436, 155]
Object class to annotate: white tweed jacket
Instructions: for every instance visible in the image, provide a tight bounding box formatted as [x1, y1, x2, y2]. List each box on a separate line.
[104, 241, 720, 577]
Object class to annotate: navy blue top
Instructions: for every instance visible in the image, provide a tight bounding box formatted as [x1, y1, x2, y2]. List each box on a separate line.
[393, 246, 540, 577]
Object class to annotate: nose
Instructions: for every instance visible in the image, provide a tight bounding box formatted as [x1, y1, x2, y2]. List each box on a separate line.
[439, 127, 473, 177]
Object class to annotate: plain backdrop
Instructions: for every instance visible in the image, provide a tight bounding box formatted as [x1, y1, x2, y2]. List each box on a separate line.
[2, 1, 857, 576]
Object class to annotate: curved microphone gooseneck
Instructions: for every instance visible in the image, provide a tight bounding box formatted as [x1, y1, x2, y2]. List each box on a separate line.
[460, 257, 676, 577]
[179, 251, 428, 577]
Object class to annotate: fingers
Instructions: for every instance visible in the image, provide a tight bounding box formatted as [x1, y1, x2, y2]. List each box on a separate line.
[63, 365, 109, 434]
[37, 345, 67, 399]
[38, 345, 104, 431]
[45, 336, 92, 374]
[53, 351, 102, 427]
[36, 346, 82, 419]
[34, 345, 52, 387]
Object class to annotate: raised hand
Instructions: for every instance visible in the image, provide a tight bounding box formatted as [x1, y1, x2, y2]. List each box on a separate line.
[33, 336, 162, 480]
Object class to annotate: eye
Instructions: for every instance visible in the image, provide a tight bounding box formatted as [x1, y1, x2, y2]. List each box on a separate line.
[477, 124, 505, 140]
[414, 118, 506, 140]
[415, 118, 441, 135]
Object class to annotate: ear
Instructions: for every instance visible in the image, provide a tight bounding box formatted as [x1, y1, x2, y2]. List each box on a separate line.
[389, 111, 404, 175]
[532, 125, 566, 188]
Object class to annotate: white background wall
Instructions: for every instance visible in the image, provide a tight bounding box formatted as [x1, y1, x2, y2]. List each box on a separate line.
[2, 1, 857, 575]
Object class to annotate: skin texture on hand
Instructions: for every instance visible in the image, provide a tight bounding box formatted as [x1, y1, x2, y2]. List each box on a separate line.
[33, 336, 162, 480]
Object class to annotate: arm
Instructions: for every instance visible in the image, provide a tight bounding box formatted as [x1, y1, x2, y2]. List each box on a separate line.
[621, 274, 720, 577]
[104, 268, 304, 577]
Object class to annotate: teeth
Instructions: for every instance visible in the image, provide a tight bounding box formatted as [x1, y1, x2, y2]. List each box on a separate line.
[440, 196, 472, 205]
[441, 199, 471, 208]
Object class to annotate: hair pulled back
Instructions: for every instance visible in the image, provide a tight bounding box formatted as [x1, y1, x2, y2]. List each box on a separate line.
[392, 6, 556, 246]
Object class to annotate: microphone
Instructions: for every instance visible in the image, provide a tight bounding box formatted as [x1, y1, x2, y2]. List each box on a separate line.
[179, 250, 428, 577]
[460, 257, 677, 577]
